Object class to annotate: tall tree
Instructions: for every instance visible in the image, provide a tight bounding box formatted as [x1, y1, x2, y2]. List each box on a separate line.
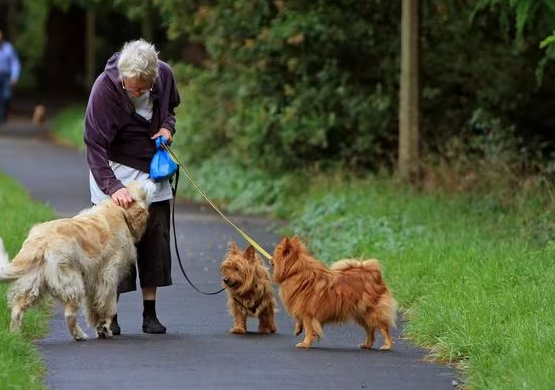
[398, 0, 420, 180]
[5, 0, 18, 38]
[85, 5, 96, 90]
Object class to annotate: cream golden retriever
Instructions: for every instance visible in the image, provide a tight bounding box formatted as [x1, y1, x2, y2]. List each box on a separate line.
[0, 180, 155, 341]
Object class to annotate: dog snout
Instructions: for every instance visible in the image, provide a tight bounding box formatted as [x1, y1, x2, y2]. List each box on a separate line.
[222, 277, 238, 288]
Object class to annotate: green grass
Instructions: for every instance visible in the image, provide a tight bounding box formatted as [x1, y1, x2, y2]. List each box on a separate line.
[286, 178, 555, 390]
[50, 106, 555, 389]
[0, 172, 56, 390]
[49, 105, 86, 151]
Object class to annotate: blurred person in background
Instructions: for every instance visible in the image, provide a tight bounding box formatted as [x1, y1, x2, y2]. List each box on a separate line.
[84, 38, 181, 335]
[0, 28, 20, 124]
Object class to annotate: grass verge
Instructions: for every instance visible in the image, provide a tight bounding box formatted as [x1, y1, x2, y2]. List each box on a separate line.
[288, 177, 555, 389]
[48, 105, 86, 151]
[0, 172, 56, 390]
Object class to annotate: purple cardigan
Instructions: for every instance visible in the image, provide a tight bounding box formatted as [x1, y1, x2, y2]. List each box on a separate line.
[84, 53, 181, 196]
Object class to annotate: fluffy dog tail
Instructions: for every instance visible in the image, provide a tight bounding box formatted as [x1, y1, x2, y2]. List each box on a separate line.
[332, 258, 383, 276]
[360, 259, 399, 328]
[0, 236, 41, 282]
[332, 258, 398, 326]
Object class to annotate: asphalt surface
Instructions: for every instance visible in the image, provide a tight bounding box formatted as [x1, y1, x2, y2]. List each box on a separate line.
[0, 121, 459, 390]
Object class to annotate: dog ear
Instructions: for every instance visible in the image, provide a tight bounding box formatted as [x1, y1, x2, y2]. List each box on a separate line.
[124, 204, 149, 242]
[126, 181, 146, 202]
[229, 242, 239, 253]
[291, 235, 302, 246]
[244, 245, 256, 262]
[280, 236, 293, 257]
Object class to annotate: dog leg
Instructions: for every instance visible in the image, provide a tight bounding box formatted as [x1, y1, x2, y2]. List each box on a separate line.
[47, 262, 88, 340]
[63, 301, 88, 341]
[378, 323, 393, 350]
[296, 318, 322, 348]
[359, 325, 376, 349]
[8, 281, 41, 333]
[96, 320, 113, 339]
[10, 304, 25, 333]
[230, 309, 247, 334]
[294, 318, 304, 336]
[92, 296, 115, 339]
[90, 288, 117, 339]
[257, 305, 277, 334]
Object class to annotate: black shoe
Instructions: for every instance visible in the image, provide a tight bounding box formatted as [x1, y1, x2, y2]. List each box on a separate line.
[142, 316, 166, 334]
[110, 315, 121, 336]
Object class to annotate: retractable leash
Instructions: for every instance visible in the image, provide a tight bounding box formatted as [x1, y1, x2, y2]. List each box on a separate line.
[165, 143, 273, 296]
[162, 143, 273, 260]
[170, 170, 225, 295]
[150, 137, 221, 294]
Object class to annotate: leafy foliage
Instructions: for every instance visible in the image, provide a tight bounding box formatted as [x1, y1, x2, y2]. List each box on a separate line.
[167, 0, 402, 173]
[162, 0, 555, 175]
[472, 0, 555, 45]
[14, 0, 98, 82]
[11, 0, 555, 176]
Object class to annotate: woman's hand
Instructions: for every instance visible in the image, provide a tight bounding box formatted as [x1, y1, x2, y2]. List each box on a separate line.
[152, 127, 173, 144]
[111, 187, 134, 208]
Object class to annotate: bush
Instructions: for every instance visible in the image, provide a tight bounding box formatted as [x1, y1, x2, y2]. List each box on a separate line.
[171, 0, 401, 173]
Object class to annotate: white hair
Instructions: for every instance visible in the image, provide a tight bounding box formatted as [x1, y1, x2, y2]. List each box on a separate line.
[117, 39, 159, 83]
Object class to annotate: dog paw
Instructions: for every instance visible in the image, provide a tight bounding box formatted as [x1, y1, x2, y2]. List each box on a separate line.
[359, 343, 373, 349]
[258, 326, 277, 334]
[379, 344, 392, 351]
[295, 342, 311, 348]
[230, 327, 247, 334]
[97, 331, 113, 339]
[96, 325, 113, 339]
[74, 332, 88, 341]
[294, 323, 303, 335]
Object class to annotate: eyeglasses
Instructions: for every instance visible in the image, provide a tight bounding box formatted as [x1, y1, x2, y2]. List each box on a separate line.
[121, 80, 153, 94]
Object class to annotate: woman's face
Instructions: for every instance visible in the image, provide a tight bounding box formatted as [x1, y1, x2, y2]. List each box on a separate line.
[121, 78, 153, 97]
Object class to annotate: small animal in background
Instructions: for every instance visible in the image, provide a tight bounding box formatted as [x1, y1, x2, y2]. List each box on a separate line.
[220, 242, 277, 334]
[32, 104, 46, 125]
[271, 235, 398, 349]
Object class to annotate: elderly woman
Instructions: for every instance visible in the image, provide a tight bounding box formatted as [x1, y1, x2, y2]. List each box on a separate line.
[84, 39, 181, 335]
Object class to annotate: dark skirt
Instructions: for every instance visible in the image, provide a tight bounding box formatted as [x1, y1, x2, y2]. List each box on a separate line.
[118, 200, 173, 293]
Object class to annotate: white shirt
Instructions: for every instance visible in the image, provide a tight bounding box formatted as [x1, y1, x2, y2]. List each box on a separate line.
[89, 90, 173, 204]
[129, 90, 154, 121]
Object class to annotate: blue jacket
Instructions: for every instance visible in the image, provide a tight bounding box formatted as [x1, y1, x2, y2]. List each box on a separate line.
[0, 40, 20, 80]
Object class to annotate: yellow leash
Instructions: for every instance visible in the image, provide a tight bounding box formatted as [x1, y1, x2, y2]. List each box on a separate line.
[161, 143, 273, 260]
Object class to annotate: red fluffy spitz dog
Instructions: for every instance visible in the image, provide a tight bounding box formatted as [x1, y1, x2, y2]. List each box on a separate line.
[271, 235, 397, 349]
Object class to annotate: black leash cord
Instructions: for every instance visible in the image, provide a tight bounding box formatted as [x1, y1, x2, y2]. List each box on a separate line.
[170, 169, 225, 295]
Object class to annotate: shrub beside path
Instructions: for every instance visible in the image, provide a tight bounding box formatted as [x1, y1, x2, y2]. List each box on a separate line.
[0, 121, 459, 390]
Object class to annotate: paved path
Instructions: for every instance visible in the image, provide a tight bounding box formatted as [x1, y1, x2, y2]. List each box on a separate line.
[0, 122, 458, 390]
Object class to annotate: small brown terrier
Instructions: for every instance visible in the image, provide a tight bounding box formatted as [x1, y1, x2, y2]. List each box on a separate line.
[220, 242, 277, 334]
[271, 235, 398, 349]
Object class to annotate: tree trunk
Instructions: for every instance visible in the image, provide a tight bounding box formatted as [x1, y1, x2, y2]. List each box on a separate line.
[398, 0, 420, 181]
[85, 7, 96, 90]
[6, 0, 18, 39]
[141, 0, 154, 42]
